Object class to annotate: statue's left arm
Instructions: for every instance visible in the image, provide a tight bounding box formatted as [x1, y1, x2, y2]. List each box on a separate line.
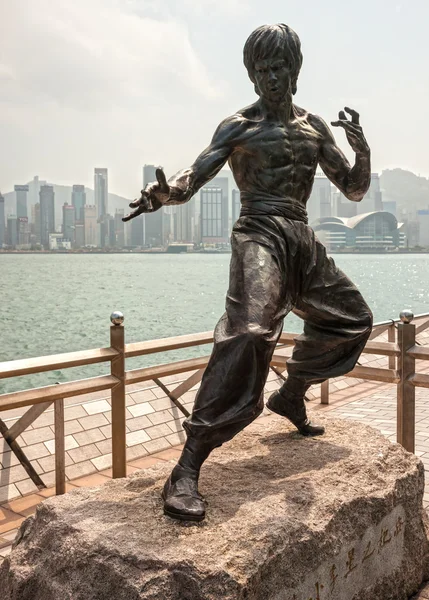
[315, 107, 371, 202]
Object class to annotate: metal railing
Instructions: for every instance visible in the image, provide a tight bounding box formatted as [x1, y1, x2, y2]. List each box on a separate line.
[0, 310, 428, 496]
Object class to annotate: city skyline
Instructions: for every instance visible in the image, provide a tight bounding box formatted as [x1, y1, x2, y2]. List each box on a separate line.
[1, 1, 429, 198]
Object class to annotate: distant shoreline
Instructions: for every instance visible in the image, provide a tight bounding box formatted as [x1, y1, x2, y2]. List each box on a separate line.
[1, 250, 429, 256]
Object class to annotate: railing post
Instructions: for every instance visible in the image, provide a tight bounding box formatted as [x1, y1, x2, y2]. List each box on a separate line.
[321, 380, 330, 405]
[54, 397, 66, 495]
[388, 323, 396, 370]
[110, 311, 126, 478]
[397, 310, 416, 453]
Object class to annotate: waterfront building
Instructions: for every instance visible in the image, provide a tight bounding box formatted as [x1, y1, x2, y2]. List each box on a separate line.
[232, 189, 241, 224]
[115, 210, 125, 248]
[312, 211, 405, 251]
[16, 217, 30, 249]
[333, 191, 358, 219]
[307, 175, 332, 224]
[201, 176, 229, 242]
[7, 216, 17, 247]
[174, 198, 195, 243]
[83, 205, 97, 247]
[39, 185, 55, 249]
[417, 210, 429, 247]
[62, 202, 76, 246]
[72, 184, 86, 221]
[0, 192, 5, 247]
[143, 164, 163, 247]
[200, 187, 225, 244]
[49, 234, 71, 250]
[95, 168, 108, 247]
[31, 203, 41, 245]
[130, 215, 144, 247]
[357, 173, 383, 215]
[75, 222, 85, 248]
[14, 184, 29, 219]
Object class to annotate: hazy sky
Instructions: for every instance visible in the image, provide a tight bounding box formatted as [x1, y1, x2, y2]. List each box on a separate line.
[1, 0, 428, 198]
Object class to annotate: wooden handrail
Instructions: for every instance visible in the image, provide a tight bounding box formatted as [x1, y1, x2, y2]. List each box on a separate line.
[0, 375, 118, 411]
[125, 331, 214, 358]
[126, 356, 211, 386]
[407, 346, 429, 361]
[0, 347, 119, 380]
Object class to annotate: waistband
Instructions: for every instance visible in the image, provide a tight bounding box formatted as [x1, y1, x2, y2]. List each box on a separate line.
[239, 191, 308, 224]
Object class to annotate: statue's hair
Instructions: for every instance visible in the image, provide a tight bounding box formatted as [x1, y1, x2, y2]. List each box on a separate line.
[243, 24, 303, 95]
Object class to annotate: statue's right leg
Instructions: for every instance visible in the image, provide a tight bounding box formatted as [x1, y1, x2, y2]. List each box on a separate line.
[162, 224, 290, 522]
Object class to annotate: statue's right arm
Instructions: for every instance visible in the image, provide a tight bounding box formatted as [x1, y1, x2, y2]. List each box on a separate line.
[165, 114, 242, 205]
[122, 115, 242, 222]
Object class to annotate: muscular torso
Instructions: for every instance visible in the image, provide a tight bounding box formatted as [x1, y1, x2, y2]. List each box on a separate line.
[228, 103, 322, 206]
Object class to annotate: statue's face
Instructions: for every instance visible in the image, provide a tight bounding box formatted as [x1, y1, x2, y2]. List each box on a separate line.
[253, 57, 292, 102]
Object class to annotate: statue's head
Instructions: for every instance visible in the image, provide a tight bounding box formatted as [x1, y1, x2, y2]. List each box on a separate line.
[243, 24, 303, 100]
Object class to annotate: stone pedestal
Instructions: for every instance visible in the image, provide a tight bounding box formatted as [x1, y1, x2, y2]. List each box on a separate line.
[1, 416, 429, 599]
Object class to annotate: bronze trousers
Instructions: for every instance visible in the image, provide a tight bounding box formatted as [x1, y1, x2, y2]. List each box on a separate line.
[183, 216, 373, 446]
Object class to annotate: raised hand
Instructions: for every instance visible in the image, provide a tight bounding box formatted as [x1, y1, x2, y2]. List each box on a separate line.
[331, 107, 370, 155]
[122, 168, 170, 222]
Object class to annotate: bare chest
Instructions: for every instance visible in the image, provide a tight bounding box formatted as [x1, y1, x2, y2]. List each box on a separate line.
[232, 120, 320, 170]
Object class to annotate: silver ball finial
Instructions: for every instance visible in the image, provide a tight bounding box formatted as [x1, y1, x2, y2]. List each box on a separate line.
[399, 309, 414, 324]
[110, 311, 124, 326]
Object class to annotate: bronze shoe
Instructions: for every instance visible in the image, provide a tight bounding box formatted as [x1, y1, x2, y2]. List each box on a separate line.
[162, 474, 206, 522]
[266, 390, 325, 436]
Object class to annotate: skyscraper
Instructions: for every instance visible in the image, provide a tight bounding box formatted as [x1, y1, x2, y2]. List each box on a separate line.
[17, 217, 30, 249]
[32, 203, 41, 245]
[7, 216, 17, 247]
[83, 205, 97, 247]
[200, 187, 225, 243]
[200, 176, 229, 242]
[0, 193, 5, 247]
[95, 168, 108, 248]
[130, 215, 144, 247]
[72, 184, 86, 221]
[357, 173, 383, 215]
[63, 203, 76, 246]
[114, 210, 125, 248]
[39, 185, 55, 249]
[143, 164, 164, 247]
[94, 168, 108, 218]
[15, 185, 29, 218]
[306, 176, 332, 225]
[174, 198, 195, 243]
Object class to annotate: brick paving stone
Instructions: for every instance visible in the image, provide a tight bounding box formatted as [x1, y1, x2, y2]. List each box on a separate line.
[0, 507, 25, 534]
[21, 426, 54, 446]
[126, 444, 148, 461]
[4, 493, 44, 517]
[64, 405, 88, 421]
[126, 430, 151, 447]
[128, 402, 155, 418]
[37, 453, 73, 474]
[0, 464, 29, 485]
[65, 461, 97, 482]
[143, 437, 171, 455]
[71, 473, 110, 488]
[44, 435, 78, 454]
[145, 423, 172, 441]
[0, 452, 21, 468]
[149, 397, 175, 411]
[73, 428, 106, 446]
[38, 483, 77, 498]
[15, 480, 41, 496]
[78, 413, 110, 430]
[147, 410, 174, 426]
[95, 439, 113, 455]
[83, 400, 111, 415]
[91, 453, 113, 472]
[68, 444, 101, 464]
[128, 456, 165, 469]
[99, 464, 140, 478]
[153, 448, 182, 461]
[0, 484, 20, 504]
[23, 442, 51, 461]
[126, 415, 152, 432]
[0, 545, 12, 558]
[63, 420, 84, 436]
[166, 432, 186, 446]
[130, 389, 157, 403]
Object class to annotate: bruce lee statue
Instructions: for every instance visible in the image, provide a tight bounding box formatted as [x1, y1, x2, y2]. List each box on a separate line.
[123, 23, 373, 522]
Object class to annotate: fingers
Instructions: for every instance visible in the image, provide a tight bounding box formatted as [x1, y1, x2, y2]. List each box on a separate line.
[344, 106, 360, 124]
[156, 168, 169, 191]
[122, 205, 145, 222]
[339, 110, 347, 121]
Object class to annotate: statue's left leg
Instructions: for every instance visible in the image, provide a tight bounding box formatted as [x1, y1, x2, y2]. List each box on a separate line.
[269, 234, 373, 429]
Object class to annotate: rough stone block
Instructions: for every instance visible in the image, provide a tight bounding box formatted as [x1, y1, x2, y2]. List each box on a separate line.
[1, 417, 429, 600]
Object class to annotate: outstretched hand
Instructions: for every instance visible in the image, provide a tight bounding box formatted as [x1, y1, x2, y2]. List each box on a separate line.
[122, 168, 170, 222]
[331, 107, 369, 155]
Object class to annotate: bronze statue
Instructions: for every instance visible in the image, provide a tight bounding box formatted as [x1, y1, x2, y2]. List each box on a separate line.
[123, 24, 373, 522]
